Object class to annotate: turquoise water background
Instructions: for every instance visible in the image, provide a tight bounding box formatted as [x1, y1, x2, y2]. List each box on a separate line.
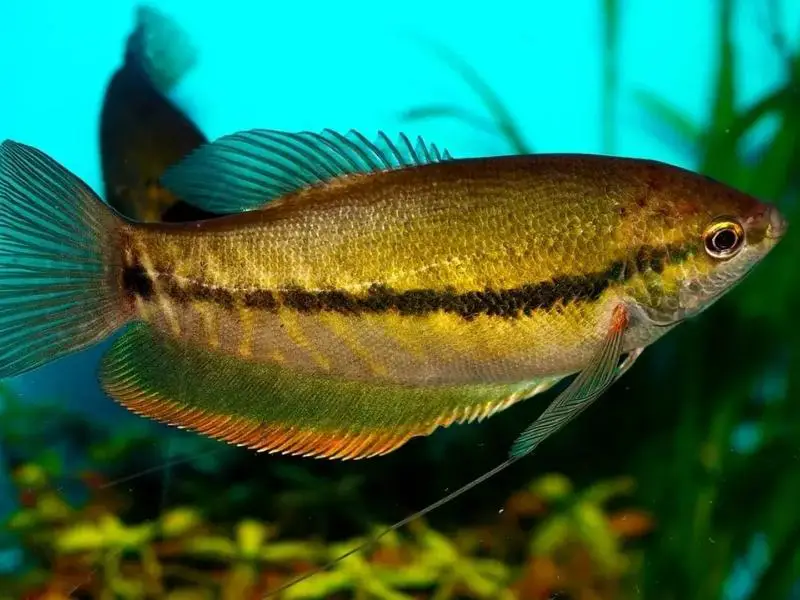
[1, 0, 799, 595]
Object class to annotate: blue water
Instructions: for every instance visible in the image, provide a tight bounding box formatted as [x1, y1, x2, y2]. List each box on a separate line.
[0, 0, 798, 594]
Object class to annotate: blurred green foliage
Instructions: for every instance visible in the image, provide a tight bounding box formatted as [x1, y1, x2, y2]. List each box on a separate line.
[0, 385, 650, 599]
[628, 1, 800, 597]
[399, 0, 800, 598]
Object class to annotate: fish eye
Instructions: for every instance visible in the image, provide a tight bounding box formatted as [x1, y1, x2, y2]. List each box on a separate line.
[703, 218, 744, 259]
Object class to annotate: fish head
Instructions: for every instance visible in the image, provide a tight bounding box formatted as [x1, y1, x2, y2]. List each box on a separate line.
[621, 163, 787, 325]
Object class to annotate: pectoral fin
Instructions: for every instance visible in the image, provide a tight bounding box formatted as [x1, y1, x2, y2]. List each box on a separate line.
[509, 304, 640, 459]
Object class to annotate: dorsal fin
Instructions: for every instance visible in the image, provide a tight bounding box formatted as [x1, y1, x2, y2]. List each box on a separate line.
[161, 128, 455, 215]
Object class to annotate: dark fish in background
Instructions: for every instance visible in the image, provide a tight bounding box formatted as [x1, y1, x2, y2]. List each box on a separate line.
[99, 5, 218, 223]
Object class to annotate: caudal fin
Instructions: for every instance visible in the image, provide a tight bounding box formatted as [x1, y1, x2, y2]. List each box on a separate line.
[0, 141, 130, 378]
[125, 5, 198, 94]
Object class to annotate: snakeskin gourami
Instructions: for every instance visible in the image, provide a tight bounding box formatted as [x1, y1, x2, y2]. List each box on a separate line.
[0, 129, 787, 593]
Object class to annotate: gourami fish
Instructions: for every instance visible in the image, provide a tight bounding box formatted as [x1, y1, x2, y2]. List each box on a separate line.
[0, 129, 786, 593]
[99, 5, 219, 223]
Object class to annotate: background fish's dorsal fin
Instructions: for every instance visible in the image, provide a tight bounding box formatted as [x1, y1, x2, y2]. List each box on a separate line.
[161, 128, 455, 214]
[125, 5, 198, 94]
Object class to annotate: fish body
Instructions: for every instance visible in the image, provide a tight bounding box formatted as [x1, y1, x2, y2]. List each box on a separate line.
[0, 130, 786, 462]
[124, 155, 694, 387]
[99, 6, 218, 223]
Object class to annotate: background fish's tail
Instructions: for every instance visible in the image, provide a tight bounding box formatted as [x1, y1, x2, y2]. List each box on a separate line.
[0, 141, 131, 379]
[125, 5, 197, 94]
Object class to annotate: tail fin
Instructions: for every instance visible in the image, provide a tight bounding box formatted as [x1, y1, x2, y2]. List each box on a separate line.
[0, 141, 130, 379]
[125, 5, 198, 94]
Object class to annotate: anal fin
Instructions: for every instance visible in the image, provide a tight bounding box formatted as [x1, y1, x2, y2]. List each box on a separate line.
[100, 324, 560, 461]
[260, 305, 643, 596]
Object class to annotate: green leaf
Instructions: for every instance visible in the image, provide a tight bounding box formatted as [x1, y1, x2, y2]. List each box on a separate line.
[403, 38, 532, 154]
[399, 105, 499, 136]
[635, 90, 701, 147]
[701, 0, 738, 177]
[159, 507, 203, 537]
[747, 521, 800, 599]
[602, 0, 620, 153]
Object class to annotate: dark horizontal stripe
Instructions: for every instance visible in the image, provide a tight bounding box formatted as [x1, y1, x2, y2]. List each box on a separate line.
[122, 262, 155, 300]
[123, 243, 693, 320]
[278, 274, 613, 319]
